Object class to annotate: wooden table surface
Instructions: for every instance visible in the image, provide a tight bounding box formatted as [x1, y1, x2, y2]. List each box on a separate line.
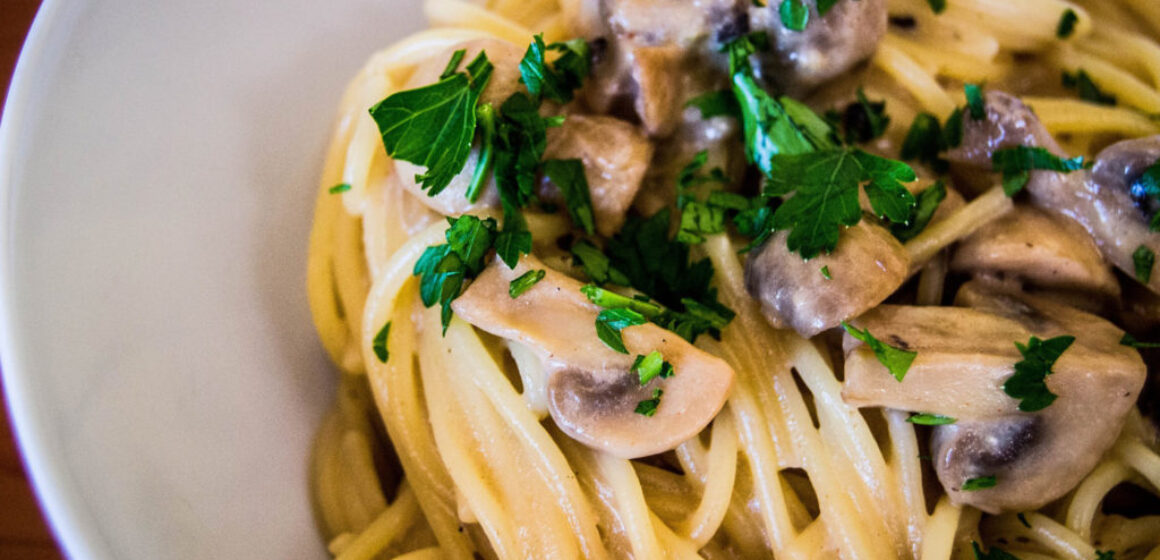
[1, 1, 66, 559]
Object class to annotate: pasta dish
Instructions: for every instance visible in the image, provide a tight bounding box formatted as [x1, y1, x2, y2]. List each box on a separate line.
[306, 0, 1160, 558]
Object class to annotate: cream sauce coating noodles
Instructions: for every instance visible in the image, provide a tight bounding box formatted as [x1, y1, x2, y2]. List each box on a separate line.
[306, 0, 1160, 558]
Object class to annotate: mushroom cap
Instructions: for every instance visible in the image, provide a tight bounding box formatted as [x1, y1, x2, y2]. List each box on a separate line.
[749, 0, 887, 94]
[950, 206, 1120, 299]
[540, 115, 655, 237]
[393, 38, 527, 215]
[745, 220, 910, 338]
[451, 255, 735, 458]
[842, 282, 1145, 512]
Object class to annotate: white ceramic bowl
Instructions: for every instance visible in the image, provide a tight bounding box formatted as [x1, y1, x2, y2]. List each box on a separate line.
[0, 1, 422, 557]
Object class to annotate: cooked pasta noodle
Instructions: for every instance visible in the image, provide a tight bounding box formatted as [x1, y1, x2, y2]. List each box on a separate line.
[306, 0, 1160, 558]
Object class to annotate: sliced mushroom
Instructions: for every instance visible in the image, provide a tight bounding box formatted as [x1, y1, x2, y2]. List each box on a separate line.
[842, 282, 1145, 513]
[540, 115, 655, 236]
[748, 0, 887, 94]
[950, 206, 1120, 300]
[745, 220, 910, 338]
[451, 255, 735, 458]
[393, 39, 526, 215]
[584, 0, 743, 136]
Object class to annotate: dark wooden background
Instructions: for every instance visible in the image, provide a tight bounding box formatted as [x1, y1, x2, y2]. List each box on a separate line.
[2, 1, 66, 558]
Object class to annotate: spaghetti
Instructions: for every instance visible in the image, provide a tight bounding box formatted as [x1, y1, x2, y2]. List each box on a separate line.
[306, 0, 1160, 558]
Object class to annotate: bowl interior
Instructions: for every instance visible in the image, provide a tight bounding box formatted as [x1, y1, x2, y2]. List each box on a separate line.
[0, 1, 423, 557]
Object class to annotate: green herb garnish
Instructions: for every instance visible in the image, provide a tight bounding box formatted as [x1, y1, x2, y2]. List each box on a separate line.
[687, 90, 741, 120]
[328, 183, 352, 194]
[1004, 335, 1075, 412]
[842, 321, 918, 381]
[635, 388, 663, 417]
[821, 265, 832, 279]
[1062, 70, 1116, 106]
[372, 321, 391, 363]
[965, 83, 986, 120]
[581, 284, 663, 317]
[518, 34, 590, 104]
[595, 308, 649, 354]
[838, 88, 891, 144]
[571, 240, 630, 286]
[370, 51, 493, 195]
[891, 181, 946, 242]
[1017, 513, 1031, 528]
[972, 542, 1020, 560]
[907, 413, 956, 425]
[991, 146, 1086, 196]
[1057, 9, 1079, 39]
[1121, 333, 1160, 349]
[542, 159, 595, 235]
[779, 0, 810, 31]
[926, 0, 946, 14]
[413, 215, 498, 331]
[962, 476, 997, 491]
[1135, 245, 1155, 284]
[633, 350, 675, 385]
[1133, 160, 1160, 231]
[509, 269, 545, 298]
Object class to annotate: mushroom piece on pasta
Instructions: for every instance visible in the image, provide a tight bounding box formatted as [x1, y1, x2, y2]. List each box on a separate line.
[451, 255, 735, 459]
[842, 282, 1145, 513]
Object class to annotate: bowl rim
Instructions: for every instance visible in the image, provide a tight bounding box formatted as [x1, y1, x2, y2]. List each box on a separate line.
[0, 0, 113, 558]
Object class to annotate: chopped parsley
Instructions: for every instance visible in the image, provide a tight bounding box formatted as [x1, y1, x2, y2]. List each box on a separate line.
[1057, 9, 1079, 39]
[595, 308, 648, 354]
[542, 159, 595, 235]
[906, 413, 956, 425]
[687, 90, 741, 120]
[821, 265, 832, 279]
[581, 284, 663, 317]
[991, 146, 1086, 196]
[675, 151, 740, 244]
[1132, 160, 1160, 231]
[1017, 513, 1031, 528]
[370, 51, 493, 195]
[765, 149, 917, 258]
[962, 476, 997, 491]
[944, 107, 965, 148]
[1134, 245, 1155, 284]
[635, 388, 663, 417]
[372, 321, 391, 363]
[779, 0, 810, 31]
[1097, 551, 1116, 560]
[571, 240, 630, 286]
[413, 215, 500, 331]
[972, 542, 1020, 560]
[834, 88, 891, 144]
[965, 83, 986, 121]
[1121, 333, 1160, 349]
[841, 321, 917, 381]
[1063, 70, 1116, 106]
[900, 113, 955, 173]
[817, 0, 840, 15]
[633, 350, 674, 385]
[328, 183, 352, 194]
[1003, 335, 1075, 412]
[891, 181, 946, 242]
[508, 269, 545, 298]
[926, 0, 946, 14]
[518, 34, 590, 105]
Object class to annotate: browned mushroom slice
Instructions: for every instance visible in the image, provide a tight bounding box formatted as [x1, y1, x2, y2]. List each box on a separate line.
[392, 39, 526, 215]
[745, 220, 910, 338]
[748, 0, 887, 94]
[540, 115, 655, 237]
[950, 206, 1120, 299]
[842, 284, 1145, 513]
[451, 255, 735, 458]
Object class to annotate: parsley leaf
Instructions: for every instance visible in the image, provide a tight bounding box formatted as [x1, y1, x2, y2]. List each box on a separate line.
[821, 265, 832, 279]
[891, 181, 947, 242]
[965, 83, 986, 120]
[817, 0, 841, 16]
[907, 413, 956, 425]
[1135, 245, 1155, 284]
[1097, 550, 1116, 560]
[901, 112, 948, 172]
[635, 388, 663, 417]
[842, 321, 918, 381]
[836, 88, 891, 144]
[943, 107, 965, 148]
[1131, 160, 1160, 231]
[962, 476, 997, 491]
[764, 149, 916, 258]
[519, 34, 590, 104]
[780, 0, 810, 31]
[414, 215, 499, 331]
[687, 90, 741, 120]
[991, 146, 1086, 196]
[1121, 333, 1160, 349]
[1063, 70, 1116, 106]
[1057, 9, 1079, 39]
[633, 350, 674, 385]
[676, 151, 735, 244]
[926, 0, 946, 14]
[329, 183, 352, 194]
[372, 321, 391, 363]
[509, 269, 545, 298]
[542, 159, 596, 235]
[1004, 335, 1075, 412]
[370, 51, 493, 195]
[595, 308, 648, 354]
[571, 240, 630, 286]
[581, 284, 664, 317]
[972, 542, 1021, 560]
